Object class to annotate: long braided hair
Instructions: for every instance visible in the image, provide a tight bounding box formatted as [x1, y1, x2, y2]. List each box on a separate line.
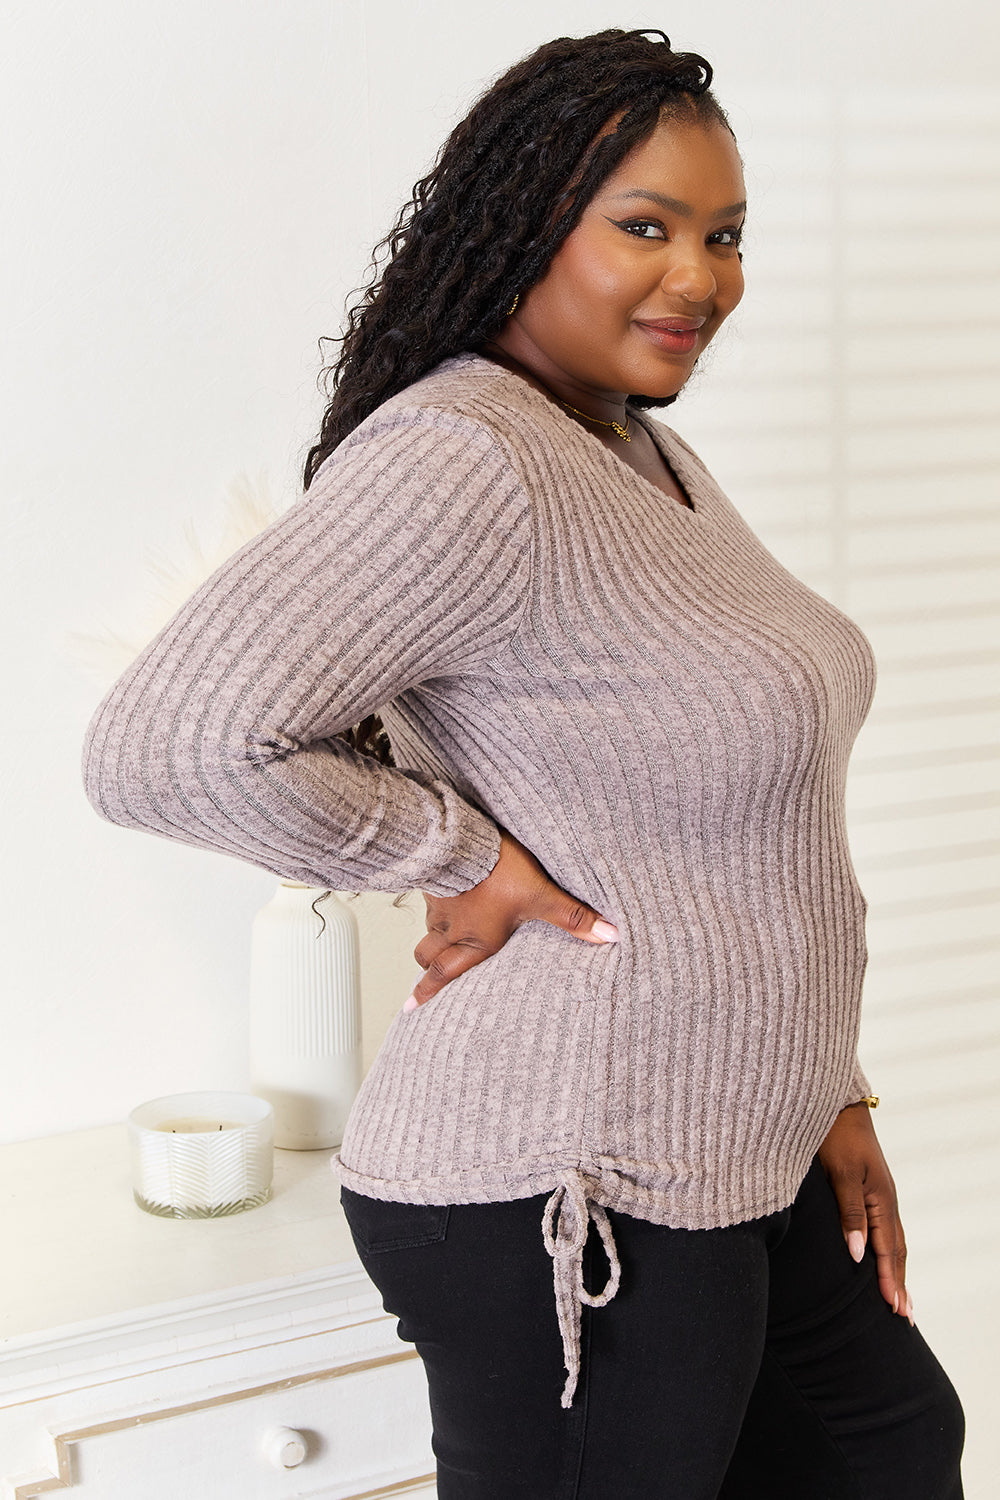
[305, 28, 731, 764]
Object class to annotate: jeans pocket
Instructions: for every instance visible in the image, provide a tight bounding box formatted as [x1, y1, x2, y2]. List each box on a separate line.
[341, 1185, 450, 1253]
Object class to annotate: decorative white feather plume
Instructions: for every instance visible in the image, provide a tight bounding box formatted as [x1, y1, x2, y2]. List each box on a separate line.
[66, 471, 284, 692]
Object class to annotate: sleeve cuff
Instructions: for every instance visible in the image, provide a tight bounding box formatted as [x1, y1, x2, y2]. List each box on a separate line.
[415, 788, 503, 896]
[843, 1056, 873, 1109]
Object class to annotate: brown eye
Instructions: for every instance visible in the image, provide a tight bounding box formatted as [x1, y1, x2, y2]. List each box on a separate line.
[612, 218, 667, 241]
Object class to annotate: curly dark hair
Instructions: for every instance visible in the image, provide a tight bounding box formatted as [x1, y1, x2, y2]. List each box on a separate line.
[306, 27, 732, 764]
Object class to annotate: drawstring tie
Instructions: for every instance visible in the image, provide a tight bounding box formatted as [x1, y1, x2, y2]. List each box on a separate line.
[541, 1170, 622, 1408]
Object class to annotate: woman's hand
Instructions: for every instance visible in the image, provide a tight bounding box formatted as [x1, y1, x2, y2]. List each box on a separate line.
[817, 1103, 914, 1324]
[405, 830, 618, 1009]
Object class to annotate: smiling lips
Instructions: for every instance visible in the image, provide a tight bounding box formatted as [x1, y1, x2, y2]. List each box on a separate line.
[636, 315, 707, 332]
[635, 316, 705, 353]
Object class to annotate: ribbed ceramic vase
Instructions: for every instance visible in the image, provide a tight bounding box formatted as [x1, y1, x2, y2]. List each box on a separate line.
[249, 883, 362, 1150]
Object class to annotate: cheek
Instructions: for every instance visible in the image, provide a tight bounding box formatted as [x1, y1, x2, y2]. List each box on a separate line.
[714, 264, 745, 323]
[567, 235, 646, 305]
[535, 235, 635, 320]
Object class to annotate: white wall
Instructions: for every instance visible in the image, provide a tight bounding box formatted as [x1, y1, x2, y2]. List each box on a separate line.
[3, 2, 998, 1491]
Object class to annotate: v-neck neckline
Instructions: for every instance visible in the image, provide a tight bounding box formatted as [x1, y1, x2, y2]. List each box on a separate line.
[459, 351, 706, 521]
[624, 406, 698, 515]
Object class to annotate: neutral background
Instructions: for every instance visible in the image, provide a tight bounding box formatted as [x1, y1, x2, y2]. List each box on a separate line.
[3, 1, 998, 1491]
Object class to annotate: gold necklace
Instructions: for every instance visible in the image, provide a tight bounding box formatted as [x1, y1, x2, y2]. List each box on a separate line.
[480, 343, 631, 442]
[557, 400, 631, 443]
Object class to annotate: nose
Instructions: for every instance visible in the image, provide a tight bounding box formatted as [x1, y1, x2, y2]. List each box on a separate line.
[660, 244, 717, 304]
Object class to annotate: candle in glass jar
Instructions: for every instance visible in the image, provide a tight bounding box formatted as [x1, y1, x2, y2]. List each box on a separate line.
[128, 1092, 274, 1218]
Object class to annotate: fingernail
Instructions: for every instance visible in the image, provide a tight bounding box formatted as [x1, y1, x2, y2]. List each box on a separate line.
[591, 920, 619, 942]
[906, 1292, 915, 1326]
[847, 1230, 865, 1263]
[403, 995, 419, 1012]
[893, 1291, 899, 1314]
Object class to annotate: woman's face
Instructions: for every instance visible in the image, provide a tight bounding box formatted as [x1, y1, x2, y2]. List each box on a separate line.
[512, 113, 747, 402]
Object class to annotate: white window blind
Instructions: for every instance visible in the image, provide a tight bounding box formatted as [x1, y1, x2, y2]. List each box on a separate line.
[678, 89, 1000, 1278]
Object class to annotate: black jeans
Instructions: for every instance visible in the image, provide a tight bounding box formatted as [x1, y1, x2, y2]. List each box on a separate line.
[341, 1158, 964, 1499]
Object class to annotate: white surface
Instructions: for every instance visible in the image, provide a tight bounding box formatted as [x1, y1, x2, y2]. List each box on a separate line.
[0, 1124, 356, 1341]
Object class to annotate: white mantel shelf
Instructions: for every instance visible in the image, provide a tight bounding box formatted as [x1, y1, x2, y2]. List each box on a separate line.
[0, 1126, 437, 1499]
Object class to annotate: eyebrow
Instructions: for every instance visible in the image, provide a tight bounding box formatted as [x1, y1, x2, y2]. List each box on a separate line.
[611, 189, 747, 218]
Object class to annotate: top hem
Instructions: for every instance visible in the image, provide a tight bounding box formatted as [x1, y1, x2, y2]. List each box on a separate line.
[331, 1150, 804, 1232]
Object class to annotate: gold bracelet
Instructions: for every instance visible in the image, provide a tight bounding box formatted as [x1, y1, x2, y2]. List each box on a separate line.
[859, 1095, 880, 1109]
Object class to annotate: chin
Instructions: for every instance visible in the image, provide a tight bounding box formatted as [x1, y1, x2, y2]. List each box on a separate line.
[628, 357, 699, 408]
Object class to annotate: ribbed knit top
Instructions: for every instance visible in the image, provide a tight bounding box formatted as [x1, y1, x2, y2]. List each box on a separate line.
[82, 351, 875, 1396]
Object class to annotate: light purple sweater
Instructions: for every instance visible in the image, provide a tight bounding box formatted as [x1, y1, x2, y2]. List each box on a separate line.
[82, 352, 875, 1403]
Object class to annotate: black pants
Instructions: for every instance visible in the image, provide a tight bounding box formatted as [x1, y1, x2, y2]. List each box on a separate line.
[341, 1158, 964, 1499]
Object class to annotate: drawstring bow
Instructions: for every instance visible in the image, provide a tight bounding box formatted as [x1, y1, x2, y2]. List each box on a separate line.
[541, 1170, 622, 1407]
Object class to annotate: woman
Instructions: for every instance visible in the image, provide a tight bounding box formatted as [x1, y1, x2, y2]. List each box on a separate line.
[83, 28, 965, 1499]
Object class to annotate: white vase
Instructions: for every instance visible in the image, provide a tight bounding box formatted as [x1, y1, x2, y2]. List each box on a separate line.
[249, 883, 362, 1149]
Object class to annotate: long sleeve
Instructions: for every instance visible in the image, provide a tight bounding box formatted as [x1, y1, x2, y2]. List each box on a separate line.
[81, 403, 532, 895]
[844, 1055, 874, 1109]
